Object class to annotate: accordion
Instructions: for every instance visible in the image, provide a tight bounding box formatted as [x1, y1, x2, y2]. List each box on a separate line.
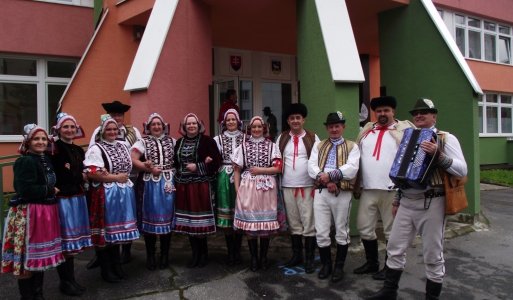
[389, 128, 438, 189]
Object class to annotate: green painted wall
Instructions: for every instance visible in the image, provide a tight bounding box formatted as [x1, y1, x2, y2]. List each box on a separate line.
[379, 0, 480, 215]
[297, 0, 361, 233]
[479, 137, 513, 165]
[94, 0, 103, 27]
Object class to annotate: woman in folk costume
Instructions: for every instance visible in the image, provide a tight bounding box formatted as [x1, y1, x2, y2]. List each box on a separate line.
[213, 109, 246, 265]
[232, 116, 282, 272]
[173, 113, 221, 268]
[131, 113, 176, 271]
[1, 124, 65, 299]
[50, 113, 92, 296]
[84, 115, 140, 283]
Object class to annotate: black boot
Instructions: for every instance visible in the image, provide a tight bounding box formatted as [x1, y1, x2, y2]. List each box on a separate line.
[426, 279, 442, 300]
[32, 272, 45, 300]
[144, 234, 157, 271]
[197, 237, 209, 268]
[159, 234, 171, 269]
[224, 233, 235, 265]
[18, 277, 35, 300]
[247, 238, 259, 272]
[120, 243, 132, 264]
[354, 239, 379, 274]
[317, 246, 332, 280]
[57, 259, 83, 296]
[304, 236, 316, 274]
[187, 236, 200, 268]
[259, 237, 270, 270]
[66, 257, 86, 292]
[331, 244, 348, 283]
[98, 248, 121, 283]
[373, 253, 388, 280]
[284, 235, 303, 267]
[365, 268, 403, 300]
[110, 246, 126, 279]
[233, 233, 243, 265]
[86, 248, 100, 270]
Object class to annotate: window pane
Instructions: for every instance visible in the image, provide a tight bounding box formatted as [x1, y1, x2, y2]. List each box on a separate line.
[484, 21, 496, 32]
[468, 17, 480, 28]
[456, 28, 466, 56]
[469, 31, 481, 59]
[486, 106, 498, 133]
[239, 80, 253, 122]
[479, 105, 483, 133]
[501, 95, 512, 104]
[498, 36, 511, 64]
[0, 58, 37, 76]
[486, 94, 498, 103]
[485, 34, 496, 61]
[455, 15, 465, 25]
[47, 61, 76, 78]
[501, 107, 512, 133]
[499, 26, 510, 34]
[0, 83, 37, 135]
[48, 85, 67, 128]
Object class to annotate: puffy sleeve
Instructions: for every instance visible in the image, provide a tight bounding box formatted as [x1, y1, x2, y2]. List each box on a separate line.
[232, 144, 244, 169]
[131, 139, 146, 155]
[213, 135, 222, 152]
[88, 127, 100, 149]
[308, 141, 321, 179]
[134, 127, 143, 140]
[443, 133, 467, 177]
[271, 142, 282, 160]
[83, 144, 105, 172]
[339, 142, 360, 180]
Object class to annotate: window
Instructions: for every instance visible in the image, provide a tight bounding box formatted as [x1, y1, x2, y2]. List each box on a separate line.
[34, 0, 94, 7]
[442, 12, 513, 65]
[0, 55, 77, 141]
[479, 93, 513, 136]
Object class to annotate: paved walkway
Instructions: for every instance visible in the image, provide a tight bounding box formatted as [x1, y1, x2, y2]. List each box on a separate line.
[1, 185, 511, 299]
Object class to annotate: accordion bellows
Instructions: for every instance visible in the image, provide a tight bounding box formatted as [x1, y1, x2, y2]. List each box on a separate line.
[389, 128, 438, 189]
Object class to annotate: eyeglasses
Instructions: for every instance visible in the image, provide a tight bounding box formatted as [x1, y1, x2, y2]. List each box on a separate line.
[410, 111, 430, 116]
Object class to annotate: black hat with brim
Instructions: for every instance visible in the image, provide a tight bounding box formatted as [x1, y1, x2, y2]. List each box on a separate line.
[285, 103, 308, 118]
[102, 100, 131, 113]
[409, 98, 438, 115]
[323, 111, 346, 125]
[370, 96, 397, 111]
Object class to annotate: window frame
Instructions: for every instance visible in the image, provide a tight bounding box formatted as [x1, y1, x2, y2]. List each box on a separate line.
[441, 10, 512, 66]
[479, 93, 513, 137]
[33, 0, 94, 8]
[0, 54, 77, 142]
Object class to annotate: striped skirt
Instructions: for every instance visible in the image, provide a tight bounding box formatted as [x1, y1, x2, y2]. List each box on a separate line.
[57, 194, 93, 254]
[174, 181, 216, 235]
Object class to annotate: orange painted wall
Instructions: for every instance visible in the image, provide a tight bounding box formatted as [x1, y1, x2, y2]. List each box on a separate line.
[434, 0, 513, 23]
[209, 0, 296, 54]
[468, 60, 513, 94]
[0, 0, 93, 57]
[130, 0, 213, 138]
[60, 0, 140, 145]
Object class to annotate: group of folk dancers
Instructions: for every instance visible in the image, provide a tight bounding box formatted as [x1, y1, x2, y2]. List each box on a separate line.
[1, 96, 466, 300]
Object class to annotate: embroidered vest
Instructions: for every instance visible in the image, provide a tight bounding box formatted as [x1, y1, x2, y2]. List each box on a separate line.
[317, 139, 355, 191]
[278, 130, 316, 159]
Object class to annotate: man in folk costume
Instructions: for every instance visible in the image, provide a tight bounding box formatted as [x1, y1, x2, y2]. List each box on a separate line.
[353, 96, 413, 280]
[366, 98, 467, 300]
[308, 111, 360, 282]
[87, 100, 142, 267]
[276, 103, 319, 273]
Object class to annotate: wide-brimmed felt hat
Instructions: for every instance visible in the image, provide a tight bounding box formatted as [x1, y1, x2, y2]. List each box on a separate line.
[323, 111, 346, 125]
[263, 106, 272, 112]
[370, 96, 397, 111]
[102, 100, 131, 113]
[409, 98, 438, 115]
[285, 103, 308, 118]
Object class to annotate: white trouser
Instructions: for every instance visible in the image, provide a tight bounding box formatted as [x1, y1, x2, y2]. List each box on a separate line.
[283, 187, 315, 237]
[314, 189, 352, 247]
[356, 189, 395, 240]
[386, 195, 446, 283]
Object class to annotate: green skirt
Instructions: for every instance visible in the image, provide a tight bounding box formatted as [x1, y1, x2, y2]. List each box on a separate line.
[215, 170, 236, 228]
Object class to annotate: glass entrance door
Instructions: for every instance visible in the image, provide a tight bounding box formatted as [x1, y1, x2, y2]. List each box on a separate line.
[214, 78, 253, 135]
[261, 82, 292, 141]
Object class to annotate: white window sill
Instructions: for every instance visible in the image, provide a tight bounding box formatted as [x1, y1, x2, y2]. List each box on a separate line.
[479, 134, 513, 138]
[0, 136, 24, 143]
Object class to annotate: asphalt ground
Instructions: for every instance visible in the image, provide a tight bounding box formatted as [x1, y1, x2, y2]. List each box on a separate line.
[0, 186, 511, 299]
